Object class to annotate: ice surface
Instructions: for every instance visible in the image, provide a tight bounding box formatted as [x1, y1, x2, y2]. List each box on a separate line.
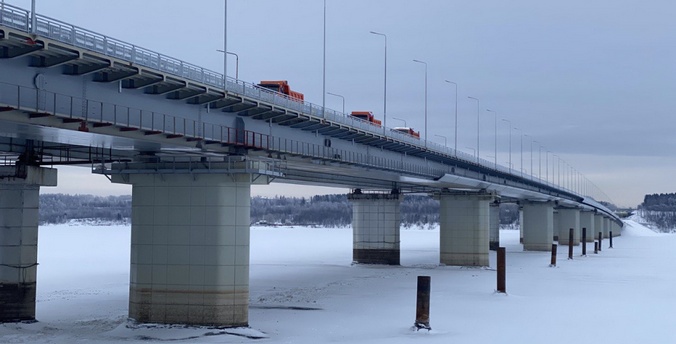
[1, 221, 674, 343]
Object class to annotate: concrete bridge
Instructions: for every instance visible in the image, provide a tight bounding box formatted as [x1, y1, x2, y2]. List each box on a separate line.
[0, 4, 621, 326]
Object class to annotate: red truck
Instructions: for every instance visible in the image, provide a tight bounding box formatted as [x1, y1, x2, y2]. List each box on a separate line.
[258, 80, 305, 101]
[349, 111, 382, 127]
[392, 127, 420, 139]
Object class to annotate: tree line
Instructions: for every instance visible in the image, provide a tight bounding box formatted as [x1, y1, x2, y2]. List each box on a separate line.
[638, 193, 676, 232]
[39, 193, 520, 227]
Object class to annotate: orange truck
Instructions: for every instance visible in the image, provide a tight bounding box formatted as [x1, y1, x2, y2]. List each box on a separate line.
[349, 111, 382, 127]
[257, 80, 305, 101]
[392, 127, 420, 139]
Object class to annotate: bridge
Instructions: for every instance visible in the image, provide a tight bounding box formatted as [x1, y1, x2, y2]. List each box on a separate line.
[0, 3, 621, 326]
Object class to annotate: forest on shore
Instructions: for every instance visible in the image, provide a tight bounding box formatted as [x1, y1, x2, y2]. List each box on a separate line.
[39, 193, 520, 227]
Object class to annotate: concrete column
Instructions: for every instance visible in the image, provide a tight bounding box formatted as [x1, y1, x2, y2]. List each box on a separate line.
[489, 202, 500, 251]
[522, 201, 554, 251]
[603, 217, 610, 238]
[580, 210, 595, 243]
[349, 192, 402, 265]
[519, 207, 524, 243]
[0, 166, 57, 322]
[553, 209, 560, 241]
[612, 221, 622, 237]
[594, 214, 604, 240]
[112, 172, 251, 327]
[438, 192, 493, 266]
[556, 208, 580, 246]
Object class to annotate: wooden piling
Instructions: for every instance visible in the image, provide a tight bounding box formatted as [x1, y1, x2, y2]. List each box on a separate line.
[414, 276, 431, 330]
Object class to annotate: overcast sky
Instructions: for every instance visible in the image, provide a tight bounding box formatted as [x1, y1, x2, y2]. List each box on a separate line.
[8, 0, 675, 207]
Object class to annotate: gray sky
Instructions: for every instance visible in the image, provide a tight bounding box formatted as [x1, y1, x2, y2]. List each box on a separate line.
[10, 0, 675, 207]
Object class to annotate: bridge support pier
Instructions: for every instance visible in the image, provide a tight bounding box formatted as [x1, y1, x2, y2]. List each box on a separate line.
[580, 210, 596, 244]
[0, 166, 57, 322]
[522, 201, 554, 251]
[603, 217, 611, 238]
[594, 214, 604, 243]
[611, 221, 621, 237]
[556, 208, 580, 246]
[519, 207, 524, 243]
[112, 172, 252, 327]
[489, 202, 500, 251]
[348, 191, 402, 265]
[438, 192, 493, 266]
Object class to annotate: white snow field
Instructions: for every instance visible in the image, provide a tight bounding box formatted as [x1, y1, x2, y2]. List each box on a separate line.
[1, 220, 675, 343]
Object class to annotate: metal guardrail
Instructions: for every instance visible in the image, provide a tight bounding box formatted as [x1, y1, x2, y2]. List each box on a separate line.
[0, 3, 613, 205]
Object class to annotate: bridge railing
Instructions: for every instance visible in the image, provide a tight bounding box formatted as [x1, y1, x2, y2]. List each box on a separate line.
[0, 3, 29, 31]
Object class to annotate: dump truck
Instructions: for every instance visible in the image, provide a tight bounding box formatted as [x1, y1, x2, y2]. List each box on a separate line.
[392, 127, 420, 139]
[257, 80, 304, 101]
[349, 111, 382, 126]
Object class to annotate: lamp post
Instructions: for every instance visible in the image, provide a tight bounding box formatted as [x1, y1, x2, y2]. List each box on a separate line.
[554, 154, 560, 187]
[545, 152, 549, 183]
[31, 0, 36, 34]
[370, 31, 387, 132]
[445, 80, 458, 155]
[434, 134, 447, 147]
[413, 59, 428, 146]
[468, 96, 480, 163]
[487, 109, 497, 168]
[322, 0, 326, 117]
[216, 50, 239, 80]
[223, 0, 227, 88]
[326, 92, 345, 114]
[526, 135, 533, 180]
[501, 119, 512, 173]
[514, 127, 523, 177]
[392, 117, 407, 127]
[535, 142, 542, 180]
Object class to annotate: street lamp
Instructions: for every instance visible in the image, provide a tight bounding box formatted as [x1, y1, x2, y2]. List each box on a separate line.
[514, 127, 523, 177]
[501, 119, 512, 173]
[545, 149, 551, 183]
[526, 135, 533, 180]
[216, 50, 239, 80]
[370, 31, 387, 132]
[554, 154, 560, 187]
[326, 92, 345, 114]
[487, 109, 497, 168]
[413, 59, 428, 146]
[534, 142, 542, 180]
[223, 0, 227, 87]
[392, 117, 407, 127]
[434, 134, 447, 147]
[322, 0, 326, 116]
[468, 96, 480, 163]
[444, 80, 458, 155]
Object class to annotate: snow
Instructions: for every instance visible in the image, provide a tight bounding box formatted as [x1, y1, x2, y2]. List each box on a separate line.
[2, 222, 675, 343]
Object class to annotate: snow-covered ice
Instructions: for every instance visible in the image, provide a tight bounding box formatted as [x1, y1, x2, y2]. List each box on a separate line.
[1, 221, 675, 343]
